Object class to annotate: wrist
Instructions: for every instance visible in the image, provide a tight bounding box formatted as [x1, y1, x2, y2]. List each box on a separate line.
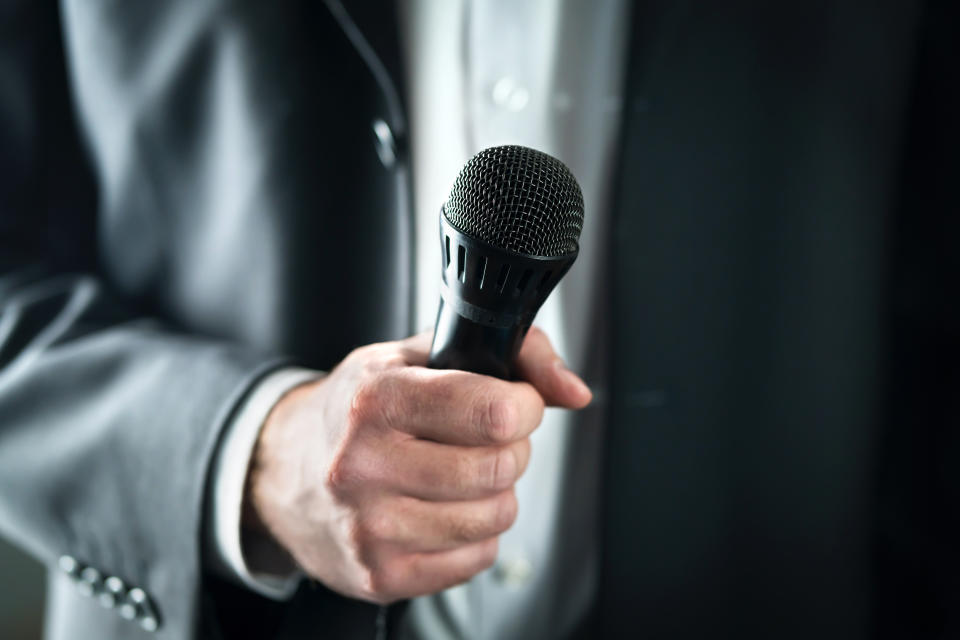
[241, 379, 317, 571]
[206, 366, 321, 598]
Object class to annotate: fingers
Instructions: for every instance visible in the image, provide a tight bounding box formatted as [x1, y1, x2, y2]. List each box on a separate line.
[371, 538, 500, 602]
[363, 489, 518, 554]
[280, 331, 590, 606]
[346, 488, 516, 602]
[386, 327, 589, 449]
[356, 366, 545, 446]
[515, 326, 592, 409]
[377, 437, 531, 501]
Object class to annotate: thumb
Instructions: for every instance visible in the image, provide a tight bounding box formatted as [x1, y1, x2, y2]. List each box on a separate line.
[515, 326, 592, 409]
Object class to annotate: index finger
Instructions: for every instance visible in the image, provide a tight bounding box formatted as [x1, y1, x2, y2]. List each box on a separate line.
[372, 366, 546, 446]
[398, 328, 591, 410]
[398, 330, 433, 366]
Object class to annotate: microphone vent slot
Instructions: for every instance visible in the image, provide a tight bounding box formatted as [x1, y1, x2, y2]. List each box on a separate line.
[514, 269, 533, 298]
[496, 264, 511, 293]
[444, 235, 451, 268]
[534, 270, 553, 295]
[457, 245, 467, 283]
[476, 255, 488, 289]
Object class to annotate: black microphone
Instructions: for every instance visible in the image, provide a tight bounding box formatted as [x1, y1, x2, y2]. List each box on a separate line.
[428, 145, 585, 380]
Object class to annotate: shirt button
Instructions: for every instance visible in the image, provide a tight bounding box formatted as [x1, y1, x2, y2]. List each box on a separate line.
[493, 554, 533, 588]
[99, 576, 126, 608]
[77, 567, 103, 598]
[118, 602, 138, 621]
[371, 118, 397, 169]
[128, 587, 161, 632]
[491, 76, 530, 112]
[140, 615, 159, 633]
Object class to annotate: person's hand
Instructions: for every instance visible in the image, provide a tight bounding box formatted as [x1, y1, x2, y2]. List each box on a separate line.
[243, 327, 591, 604]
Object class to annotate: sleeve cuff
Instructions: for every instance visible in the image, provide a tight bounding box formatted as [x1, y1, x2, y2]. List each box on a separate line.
[206, 366, 323, 600]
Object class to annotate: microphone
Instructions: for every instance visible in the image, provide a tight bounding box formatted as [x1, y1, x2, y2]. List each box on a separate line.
[428, 145, 585, 380]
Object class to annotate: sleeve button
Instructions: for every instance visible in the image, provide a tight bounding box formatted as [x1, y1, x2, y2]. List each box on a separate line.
[99, 576, 125, 608]
[58, 555, 81, 579]
[77, 567, 103, 598]
[140, 616, 159, 632]
[127, 588, 161, 632]
[371, 118, 397, 168]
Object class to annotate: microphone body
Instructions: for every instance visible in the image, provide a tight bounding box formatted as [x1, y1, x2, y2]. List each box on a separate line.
[429, 299, 520, 379]
[428, 214, 577, 379]
[425, 146, 583, 380]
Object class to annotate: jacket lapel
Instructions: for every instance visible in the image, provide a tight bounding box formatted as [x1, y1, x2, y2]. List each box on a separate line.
[325, 0, 407, 135]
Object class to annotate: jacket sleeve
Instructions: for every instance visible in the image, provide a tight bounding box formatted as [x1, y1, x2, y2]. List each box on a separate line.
[0, 4, 282, 637]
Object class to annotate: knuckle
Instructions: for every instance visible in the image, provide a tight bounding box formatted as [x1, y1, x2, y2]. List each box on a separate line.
[449, 513, 485, 543]
[347, 380, 379, 428]
[348, 374, 399, 431]
[325, 454, 356, 494]
[362, 511, 393, 543]
[453, 450, 509, 495]
[469, 456, 495, 494]
[352, 508, 394, 548]
[326, 437, 380, 497]
[479, 396, 517, 443]
[365, 565, 400, 605]
[377, 349, 407, 370]
[344, 344, 383, 374]
[366, 343, 406, 370]
[346, 531, 381, 584]
[346, 515, 371, 553]
[487, 447, 517, 492]
[345, 342, 406, 379]
[347, 343, 375, 362]
[448, 455, 475, 493]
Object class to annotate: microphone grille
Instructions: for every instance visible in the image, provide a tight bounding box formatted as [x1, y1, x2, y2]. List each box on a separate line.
[444, 146, 584, 257]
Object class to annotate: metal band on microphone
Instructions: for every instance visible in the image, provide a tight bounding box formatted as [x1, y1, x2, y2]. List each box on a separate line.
[438, 282, 534, 329]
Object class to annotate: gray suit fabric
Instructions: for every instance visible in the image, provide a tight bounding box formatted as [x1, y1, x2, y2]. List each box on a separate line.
[0, 1, 957, 639]
[1, 1, 410, 638]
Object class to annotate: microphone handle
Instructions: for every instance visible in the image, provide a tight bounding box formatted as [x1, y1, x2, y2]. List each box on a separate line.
[427, 298, 527, 380]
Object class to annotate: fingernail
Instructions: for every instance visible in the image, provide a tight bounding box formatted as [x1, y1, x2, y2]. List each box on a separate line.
[554, 359, 592, 399]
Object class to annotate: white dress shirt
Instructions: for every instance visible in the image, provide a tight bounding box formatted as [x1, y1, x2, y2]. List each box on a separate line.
[206, 1, 630, 638]
[205, 367, 318, 599]
[401, 2, 628, 637]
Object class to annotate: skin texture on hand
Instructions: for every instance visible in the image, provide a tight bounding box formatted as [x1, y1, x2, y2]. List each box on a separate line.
[243, 327, 591, 604]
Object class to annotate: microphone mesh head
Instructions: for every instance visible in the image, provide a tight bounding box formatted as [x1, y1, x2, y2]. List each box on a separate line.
[444, 146, 584, 257]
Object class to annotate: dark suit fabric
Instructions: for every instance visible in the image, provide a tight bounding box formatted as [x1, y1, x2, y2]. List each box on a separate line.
[602, 2, 958, 638]
[0, 1, 956, 639]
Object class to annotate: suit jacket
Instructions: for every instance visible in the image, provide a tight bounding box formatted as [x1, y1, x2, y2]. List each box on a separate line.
[0, 1, 955, 638]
